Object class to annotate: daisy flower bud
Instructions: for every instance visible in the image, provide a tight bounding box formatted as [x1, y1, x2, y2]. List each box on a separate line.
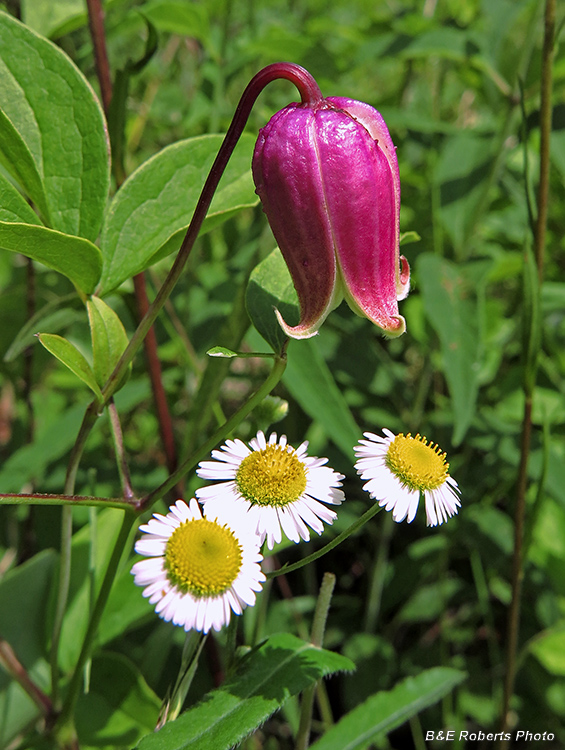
[354, 429, 461, 526]
[196, 431, 345, 550]
[252, 94, 409, 339]
[131, 499, 265, 633]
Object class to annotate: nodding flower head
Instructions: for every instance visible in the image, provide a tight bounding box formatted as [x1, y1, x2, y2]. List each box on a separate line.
[252, 95, 409, 339]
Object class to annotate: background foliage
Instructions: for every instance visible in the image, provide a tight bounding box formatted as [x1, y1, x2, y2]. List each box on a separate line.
[0, 0, 564, 748]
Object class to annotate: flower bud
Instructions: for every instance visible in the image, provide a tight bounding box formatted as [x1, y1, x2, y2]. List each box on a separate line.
[252, 96, 410, 339]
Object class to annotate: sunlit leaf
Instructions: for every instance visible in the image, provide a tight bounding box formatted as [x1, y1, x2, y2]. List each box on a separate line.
[37, 333, 102, 401]
[0, 11, 110, 240]
[135, 633, 354, 750]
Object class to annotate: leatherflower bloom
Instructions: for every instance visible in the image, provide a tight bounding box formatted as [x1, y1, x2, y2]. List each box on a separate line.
[131, 499, 265, 633]
[354, 429, 460, 526]
[252, 94, 409, 338]
[196, 431, 345, 550]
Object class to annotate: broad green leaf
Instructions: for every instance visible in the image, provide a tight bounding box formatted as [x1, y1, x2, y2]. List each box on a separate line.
[435, 132, 494, 253]
[86, 296, 130, 388]
[0, 550, 56, 746]
[22, 0, 86, 38]
[37, 333, 102, 402]
[0, 401, 86, 492]
[0, 151, 44, 225]
[136, 633, 354, 750]
[58, 509, 127, 672]
[529, 626, 565, 676]
[309, 668, 467, 750]
[246, 247, 299, 354]
[4, 294, 79, 363]
[99, 133, 258, 293]
[142, 1, 209, 41]
[417, 254, 490, 445]
[0, 108, 49, 222]
[0, 221, 102, 294]
[75, 653, 160, 747]
[284, 337, 360, 459]
[0, 11, 110, 240]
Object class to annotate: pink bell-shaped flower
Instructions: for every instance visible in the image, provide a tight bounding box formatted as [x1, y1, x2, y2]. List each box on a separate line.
[252, 95, 410, 339]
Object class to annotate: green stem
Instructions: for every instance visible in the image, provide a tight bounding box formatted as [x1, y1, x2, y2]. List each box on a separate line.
[107, 400, 135, 501]
[267, 504, 382, 579]
[498, 0, 555, 741]
[56, 511, 136, 735]
[140, 350, 288, 510]
[363, 512, 394, 633]
[296, 572, 336, 750]
[50, 403, 100, 706]
[99, 63, 322, 406]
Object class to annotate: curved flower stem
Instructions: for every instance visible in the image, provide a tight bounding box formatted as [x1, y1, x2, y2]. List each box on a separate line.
[140, 349, 288, 511]
[296, 572, 336, 750]
[267, 503, 382, 580]
[99, 62, 322, 405]
[55, 511, 136, 737]
[498, 0, 555, 742]
[50, 402, 100, 706]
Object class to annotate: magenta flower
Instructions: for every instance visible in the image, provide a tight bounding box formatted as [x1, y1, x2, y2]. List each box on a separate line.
[252, 95, 410, 339]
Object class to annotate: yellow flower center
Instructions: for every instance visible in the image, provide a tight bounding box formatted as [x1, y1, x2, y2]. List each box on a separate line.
[236, 444, 307, 507]
[164, 519, 242, 597]
[385, 433, 449, 492]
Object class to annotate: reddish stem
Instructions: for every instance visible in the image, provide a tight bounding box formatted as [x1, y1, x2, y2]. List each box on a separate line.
[85, 0, 112, 112]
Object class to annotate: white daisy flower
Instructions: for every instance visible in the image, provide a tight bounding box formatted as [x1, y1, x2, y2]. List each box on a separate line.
[131, 498, 265, 633]
[195, 431, 345, 550]
[354, 429, 460, 526]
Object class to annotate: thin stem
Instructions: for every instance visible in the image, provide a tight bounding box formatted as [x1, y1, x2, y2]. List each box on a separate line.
[498, 0, 554, 741]
[56, 511, 136, 734]
[363, 512, 394, 633]
[99, 63, 322, 405]
[267, 504, 382, 580]
[0, 493, 135, 510]
[0, 638, 53, 717]
[140, 351, 288, 510]
[296, 573, 336, 750]
[50, 403, 100, 705]
[533, 0, 555, 279]
[107, 400, 135, 501]
[85, 0, 112, 112]
[133, 274, 179, 480]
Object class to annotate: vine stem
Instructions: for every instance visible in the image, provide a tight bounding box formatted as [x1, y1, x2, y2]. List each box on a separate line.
[55, 511, 136, 737]
[498, 0, 554, 742]
[296, 573, 336, 750]
[99, 62, 322, 405]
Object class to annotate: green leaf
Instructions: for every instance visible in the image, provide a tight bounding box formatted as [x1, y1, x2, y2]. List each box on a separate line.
[142, 1, 209, 42]
[0, 108, 50, 222]
[0, 155, 44, 225]
[75, 653, 160, 747]
[136, 633, 354, 750]
[283, 337, 360, 459]
[4, 294, 79, 363]
[435, 132, 494, 253]
[86, 296, 130, 388]
[529, 625, 565, 676]
[99, 133, 258, 293]
[22, 0, 86, 39]
[207, 346, 239, 358]
[417, 254, 490, 445]
[246, 247, 299, 354]
[0, 11, 110, 240]
[309, 668, 467, 750]
[0, 550, 56, 746]
[37, 333, 102, 401]
[0, 221, 102, 294]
